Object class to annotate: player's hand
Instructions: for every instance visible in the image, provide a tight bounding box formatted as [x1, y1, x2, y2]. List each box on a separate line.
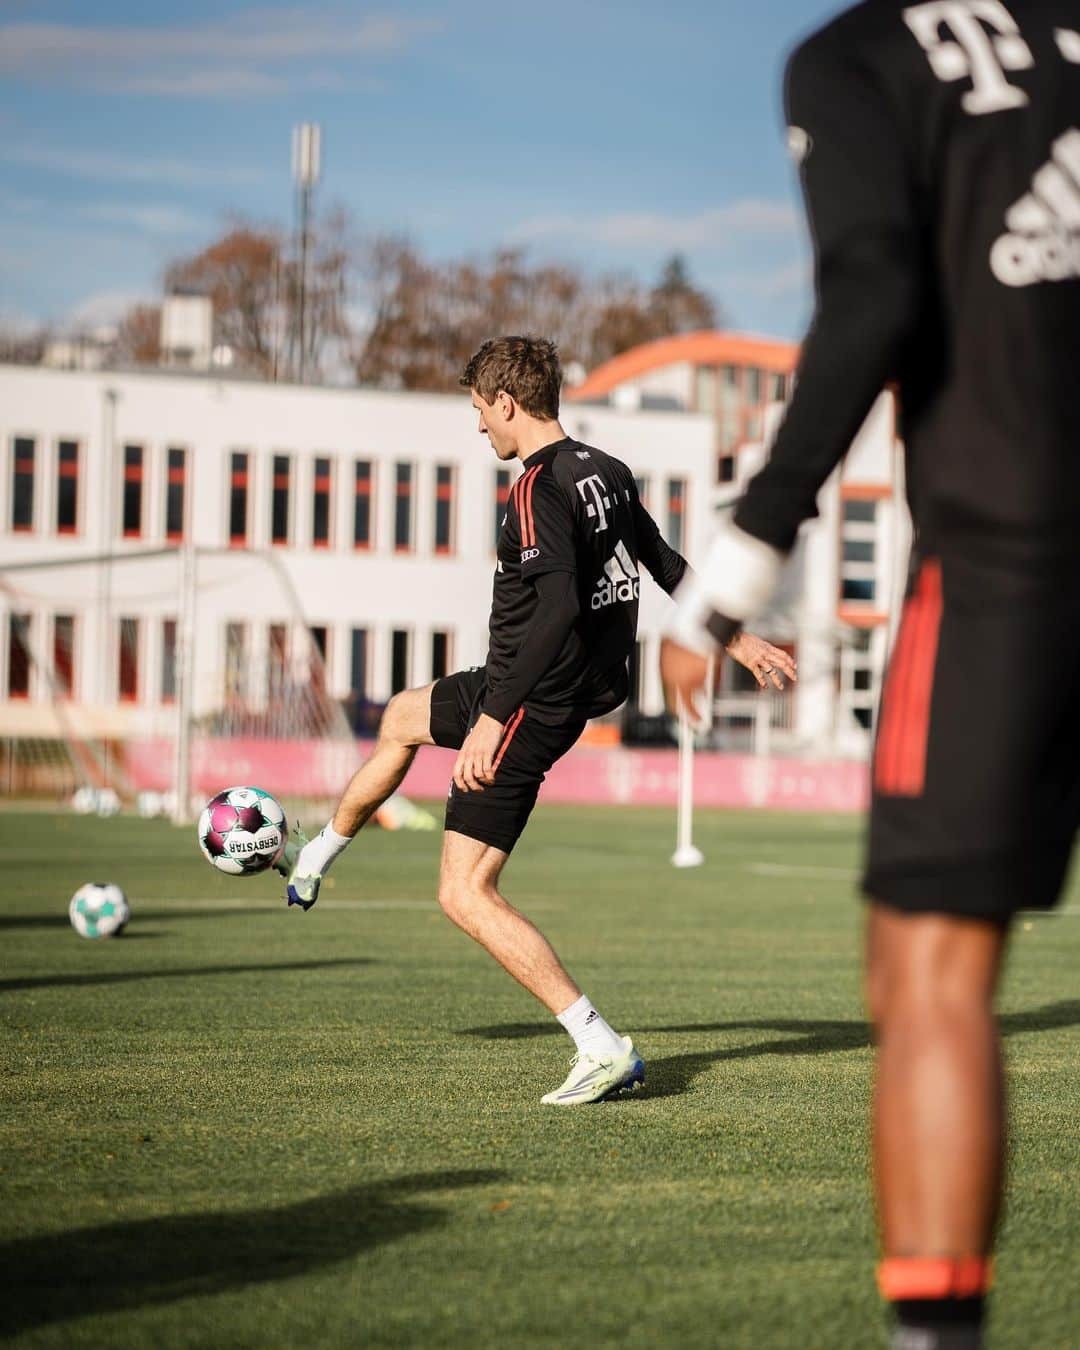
[453, 714, 505, 793]
[724, 631, 797, 690]
[660, 638, 713, 726]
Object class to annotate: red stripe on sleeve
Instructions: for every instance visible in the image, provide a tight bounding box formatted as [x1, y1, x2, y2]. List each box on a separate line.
[522, 466, 541, 548]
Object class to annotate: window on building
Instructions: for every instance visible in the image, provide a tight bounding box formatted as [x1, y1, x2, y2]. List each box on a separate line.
[56, 440, 79, 535]
[720, 365, 739, 399]
[165, 448, 187, 542]
[229, 451, 250, 547]
[8, 613, 31, 697]
[840, 498, 879, 604]
[718, 454, 737, 485]
[118, 617, 139, 702]
[271, 454, 291, 545]
[309, 624, 328, 693]
[161, 618, 177, 703]
[770, 372, 787, 402]
[431, 630, 451, 681]
[11, 437, 35, 532]
[122, 444, 144, 538]
[353, 460, 373, 550]
[224, 622, 246, 699]
[666, 478, 686, 553]
[746, 368, 763, 404]
[634, 475, 649, 508]
[390, 628, 410, 694]
[53, 614, 75, 696]
[312, 457, 332, 548]
[350, 627, 369, 700]
[494, 468, 511, 548]
[268, 622, 288, 698]
[840, 626, 884, 732]
[694, 366, 718, 415]
[394, 463, 414, 552]
[434, 464, 455, 555]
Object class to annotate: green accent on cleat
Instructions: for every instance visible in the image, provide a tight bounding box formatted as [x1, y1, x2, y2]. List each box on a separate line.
[275, 822, 322, 911]
[541, 1036, 644, 1106]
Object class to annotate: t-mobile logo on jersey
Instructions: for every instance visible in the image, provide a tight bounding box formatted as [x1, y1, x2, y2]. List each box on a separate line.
[903, 1, 1033, 115]
[576, 475, 612, 532]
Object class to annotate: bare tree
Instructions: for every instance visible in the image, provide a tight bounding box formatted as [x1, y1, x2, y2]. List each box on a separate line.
[353, 244, 721, 391]
[112, 304, 162, 366]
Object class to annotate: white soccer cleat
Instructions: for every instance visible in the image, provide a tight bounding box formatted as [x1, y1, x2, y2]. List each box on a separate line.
[541, 1035, 645, 1106]
[273, 823, 321, 911]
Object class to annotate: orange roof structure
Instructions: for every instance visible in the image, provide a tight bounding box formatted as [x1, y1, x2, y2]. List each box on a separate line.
[566, 330, 799, 402]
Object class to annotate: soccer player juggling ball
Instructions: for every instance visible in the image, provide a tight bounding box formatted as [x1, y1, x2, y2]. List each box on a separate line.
[279, 335, 794, 1105]
[663, 3, 1080, 1347]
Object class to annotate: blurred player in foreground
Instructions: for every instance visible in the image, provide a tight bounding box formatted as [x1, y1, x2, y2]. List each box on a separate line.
[280, 336, 794, 1105]
[664, 2, 1078, 1345]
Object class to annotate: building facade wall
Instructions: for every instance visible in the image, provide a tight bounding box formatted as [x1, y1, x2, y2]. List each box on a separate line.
[0, 365, 714, 734]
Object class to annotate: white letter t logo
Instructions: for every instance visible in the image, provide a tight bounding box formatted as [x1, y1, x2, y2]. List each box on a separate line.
[903, 1, 1033, 114]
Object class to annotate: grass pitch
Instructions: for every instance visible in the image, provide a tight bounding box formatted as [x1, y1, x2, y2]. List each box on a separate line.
[1, 803, 1078, 1349]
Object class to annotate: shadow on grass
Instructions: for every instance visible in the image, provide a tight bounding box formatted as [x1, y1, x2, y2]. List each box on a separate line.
[0, 1168, 504, 1338]
[461, 1001, 1080, 1100]
[0, 908, 282, 931]
[0, 958, 373, 995]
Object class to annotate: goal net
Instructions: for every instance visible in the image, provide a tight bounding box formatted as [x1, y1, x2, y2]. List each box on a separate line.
[0, 546, 357, 818]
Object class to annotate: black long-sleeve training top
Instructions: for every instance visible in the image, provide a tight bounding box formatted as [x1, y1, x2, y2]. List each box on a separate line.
[672, 0, 1080, 650]
[483, 437, 688, 725]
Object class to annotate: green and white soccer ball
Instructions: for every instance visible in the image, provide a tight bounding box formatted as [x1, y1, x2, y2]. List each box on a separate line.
[69, 882, 130, 939]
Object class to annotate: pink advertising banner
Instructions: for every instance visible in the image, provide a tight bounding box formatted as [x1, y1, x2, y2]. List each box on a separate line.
[127, 739, 869, 813]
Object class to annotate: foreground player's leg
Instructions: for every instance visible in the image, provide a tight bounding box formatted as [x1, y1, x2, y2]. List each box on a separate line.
[438, 830, 643, 1104]
[866, 905, 1008, 1350]
[277, 684, 436, 908]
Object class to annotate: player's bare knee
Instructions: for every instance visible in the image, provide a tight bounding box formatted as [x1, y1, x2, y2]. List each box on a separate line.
[437, 876, 498, 930]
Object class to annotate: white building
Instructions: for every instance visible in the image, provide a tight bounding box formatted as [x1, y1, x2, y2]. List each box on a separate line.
[0, 364, 715, 747]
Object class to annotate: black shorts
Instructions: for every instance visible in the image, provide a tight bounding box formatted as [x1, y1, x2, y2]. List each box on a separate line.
[429, 667, 586, 855]
[864, 555, 1080, 922]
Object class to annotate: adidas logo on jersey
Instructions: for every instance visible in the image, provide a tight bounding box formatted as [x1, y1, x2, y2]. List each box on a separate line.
[991, 128, 1080, 287]
[591, 541, 640, 611]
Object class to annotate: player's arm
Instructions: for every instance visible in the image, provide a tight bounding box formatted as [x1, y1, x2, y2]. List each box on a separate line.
[632, 495, 688, 595]
[666, 33, 921, 670]
[455, 475, 578, 792]
[633, 493, 795, 690]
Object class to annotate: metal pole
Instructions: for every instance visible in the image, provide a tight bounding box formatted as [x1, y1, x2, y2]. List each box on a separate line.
[171, 539, 197, 824]
[671, 703, 705, 869]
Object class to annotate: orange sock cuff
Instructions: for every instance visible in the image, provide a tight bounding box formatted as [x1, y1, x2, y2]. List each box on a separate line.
[877, 1257, 994, 1302]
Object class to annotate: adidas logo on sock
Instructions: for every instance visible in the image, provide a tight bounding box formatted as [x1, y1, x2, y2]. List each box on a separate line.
[591, 541, 640, 611]
[991, 127, 1080, 287]
[584, 1009, 599, 1025]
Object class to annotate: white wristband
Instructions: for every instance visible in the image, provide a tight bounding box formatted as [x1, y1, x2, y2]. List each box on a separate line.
[664, 523, 784, 654]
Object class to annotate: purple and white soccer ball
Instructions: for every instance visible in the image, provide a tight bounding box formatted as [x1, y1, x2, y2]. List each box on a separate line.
[197, 786, 287, 877]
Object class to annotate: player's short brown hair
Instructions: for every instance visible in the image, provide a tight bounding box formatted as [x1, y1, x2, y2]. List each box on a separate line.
[459, 336, 562, 420]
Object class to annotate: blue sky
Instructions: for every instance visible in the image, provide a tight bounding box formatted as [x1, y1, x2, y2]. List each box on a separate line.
[0, 1, 847, 342]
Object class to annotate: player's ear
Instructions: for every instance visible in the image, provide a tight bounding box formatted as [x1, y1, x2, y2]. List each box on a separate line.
[497, 390, 515, 420]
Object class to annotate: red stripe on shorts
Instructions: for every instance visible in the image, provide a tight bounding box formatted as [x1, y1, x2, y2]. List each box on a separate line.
[874, 558, 943, 796]
[492, 707, 525, 774]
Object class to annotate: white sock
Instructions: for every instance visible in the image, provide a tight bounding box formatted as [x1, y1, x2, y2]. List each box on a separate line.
[297, 821, 352, 877]
[556, 995, 624, 1059]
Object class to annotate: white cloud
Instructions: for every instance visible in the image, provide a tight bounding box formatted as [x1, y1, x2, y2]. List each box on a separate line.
[67, 289, 152, 329]
[0, 144, 266, 187]
[719, 258, 811, 299]
[0, 8, 440, 98]
[512, 198, 800, 251]
[79, 203, 203, 235]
